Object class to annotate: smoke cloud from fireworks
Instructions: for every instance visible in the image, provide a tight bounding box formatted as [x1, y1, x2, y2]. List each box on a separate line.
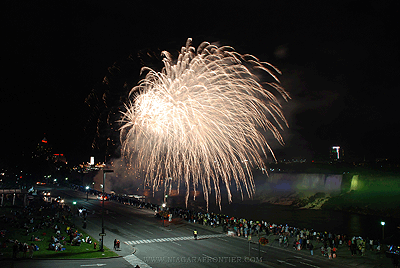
[120, 38, 289, 209]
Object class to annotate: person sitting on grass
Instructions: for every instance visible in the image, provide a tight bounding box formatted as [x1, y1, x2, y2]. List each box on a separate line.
[71, 236, 81, 246]
[51, 236, 58, 243]
[69, 233, 74, 243]
[55, 242, 63, 251]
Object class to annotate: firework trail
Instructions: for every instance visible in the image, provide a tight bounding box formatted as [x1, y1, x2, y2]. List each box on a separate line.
[120, 38, 289, 209]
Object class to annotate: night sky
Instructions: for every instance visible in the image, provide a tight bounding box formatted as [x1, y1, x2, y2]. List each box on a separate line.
[2, 1, 399, 166]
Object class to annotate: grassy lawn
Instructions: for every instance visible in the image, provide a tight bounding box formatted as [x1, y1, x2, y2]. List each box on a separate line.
[0, 198, 118, 259]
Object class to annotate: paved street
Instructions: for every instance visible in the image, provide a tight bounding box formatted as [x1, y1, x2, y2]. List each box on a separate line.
[4, 188, 393, 268]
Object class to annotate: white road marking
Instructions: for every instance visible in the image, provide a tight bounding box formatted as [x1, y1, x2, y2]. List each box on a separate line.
[144, 229, 153, 234]
[277, 260, 296, 267]
[171, 241, 181, 246]
[126, 234, 227, 245]
[124, 254, 152, 268]
[80, 264, 106, 267]
[126, 222, 132, 225]
[251, 247, 266, 253]
[299, 261, 320, 268]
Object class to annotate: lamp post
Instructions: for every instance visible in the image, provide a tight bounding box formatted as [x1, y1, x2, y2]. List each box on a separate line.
[85, 186, 89, 201]
[100, 169, 113, 252]
[381, 221, 385, 240]
[162, 203, 166, 226]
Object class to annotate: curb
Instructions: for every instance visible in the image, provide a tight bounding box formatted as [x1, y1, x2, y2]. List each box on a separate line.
[0, 246, 137, 261]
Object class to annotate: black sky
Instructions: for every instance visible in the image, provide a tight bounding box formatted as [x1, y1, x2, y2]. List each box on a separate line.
[2, 0, 399, 166]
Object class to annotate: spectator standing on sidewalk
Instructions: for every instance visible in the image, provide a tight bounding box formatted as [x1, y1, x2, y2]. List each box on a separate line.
[361, 240, 366, 256]
[350, 241, 357, 256]
[193, 229, 198, 240]
[332, 246, 337, 258]
[327, 245, 332, 259]
[309, 243, 314, 255]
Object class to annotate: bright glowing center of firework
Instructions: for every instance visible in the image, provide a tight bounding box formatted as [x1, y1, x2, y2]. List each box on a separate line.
[121, 38, 289, 210]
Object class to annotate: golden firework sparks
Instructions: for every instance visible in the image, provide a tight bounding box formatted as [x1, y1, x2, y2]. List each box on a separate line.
[120, 38, 289, 210]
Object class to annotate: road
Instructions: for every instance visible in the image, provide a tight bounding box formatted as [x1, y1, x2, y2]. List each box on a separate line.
[5, 188, 390, 268]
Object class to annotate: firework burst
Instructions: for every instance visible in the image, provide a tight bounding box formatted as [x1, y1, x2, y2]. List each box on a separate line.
[120, 38, 289, 209]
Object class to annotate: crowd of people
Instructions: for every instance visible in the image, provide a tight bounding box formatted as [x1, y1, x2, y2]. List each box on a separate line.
[115, 194, 387, 261]
[179, 208, 385, 259]
[0, 194, 94, 259]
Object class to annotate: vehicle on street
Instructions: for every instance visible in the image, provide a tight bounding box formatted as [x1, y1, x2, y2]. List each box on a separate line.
[97, 194, 108, 201]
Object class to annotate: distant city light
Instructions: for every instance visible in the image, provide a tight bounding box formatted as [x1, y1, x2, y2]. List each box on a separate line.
[332, 146, 340, 159]
[90, 156, 94, 165]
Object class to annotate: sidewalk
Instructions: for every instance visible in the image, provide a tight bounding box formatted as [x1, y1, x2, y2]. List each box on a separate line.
[263, 234, 392, 268]
[184, 221, 393, 268]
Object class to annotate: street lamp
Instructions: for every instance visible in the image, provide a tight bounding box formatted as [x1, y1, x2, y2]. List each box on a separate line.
[381, 221, 385, 240]
[162, 203, 166, 226]
[100, 169, 113, 252]
[85, 186, 89, 201]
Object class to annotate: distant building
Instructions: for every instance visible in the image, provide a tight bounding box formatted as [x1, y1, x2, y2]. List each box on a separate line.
[34, 137, 52, 160]
[330, 146, 344, 162]
[53, 153, 67, 164]
[75, 160, 106, 174]
[33, 137, 67, 165]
